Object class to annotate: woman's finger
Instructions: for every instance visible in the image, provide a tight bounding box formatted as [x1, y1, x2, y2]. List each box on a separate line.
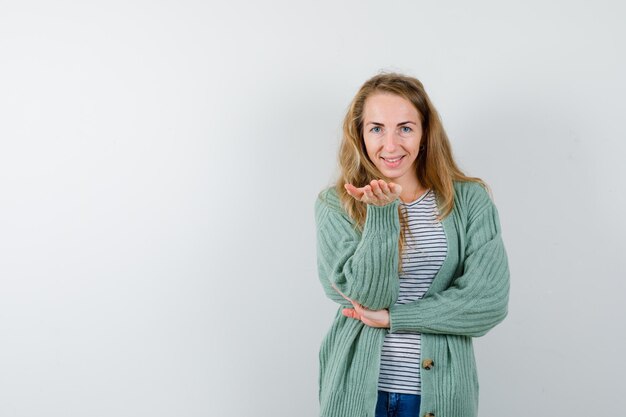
[371, 180, 386, 200]
[351, 300, 368, 313]
[388, 182, 401, 197]
[342, 308, 359, 320]
[344, 183, 362, 200]
[379, 180, 390, 196]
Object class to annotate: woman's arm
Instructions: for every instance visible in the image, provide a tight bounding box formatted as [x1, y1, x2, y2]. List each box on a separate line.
[388, 196, 510, 337]
[315, 193, 401, 311]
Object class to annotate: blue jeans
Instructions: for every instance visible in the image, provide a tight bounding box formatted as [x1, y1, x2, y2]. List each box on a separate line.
[375, 390, 421, 417]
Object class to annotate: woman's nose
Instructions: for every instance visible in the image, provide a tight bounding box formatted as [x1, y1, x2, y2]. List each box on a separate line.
[384, 133, 400, 151]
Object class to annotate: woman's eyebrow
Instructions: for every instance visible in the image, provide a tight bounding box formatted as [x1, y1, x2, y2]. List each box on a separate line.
[366, 121, 417, 126]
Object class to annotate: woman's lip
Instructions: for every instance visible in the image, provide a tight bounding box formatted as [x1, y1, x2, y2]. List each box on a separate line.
[381, 155, 404, 168]
[382, 156, 405, 161]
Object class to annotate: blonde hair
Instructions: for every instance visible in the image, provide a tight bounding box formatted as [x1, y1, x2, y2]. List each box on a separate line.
[331, 71, 490, 272]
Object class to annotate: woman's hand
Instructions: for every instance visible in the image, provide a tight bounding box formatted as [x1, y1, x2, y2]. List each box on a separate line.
[345, 179, 402, 207]
[331, 283, 390, 329]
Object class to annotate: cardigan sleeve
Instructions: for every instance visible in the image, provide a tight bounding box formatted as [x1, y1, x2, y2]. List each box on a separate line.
[314, 194, 401, 311]
[388, 196, 510, 337]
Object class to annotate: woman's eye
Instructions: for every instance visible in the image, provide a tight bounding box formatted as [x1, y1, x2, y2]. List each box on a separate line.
[371, 126, 382, 133]
[401, 126, 412, 133]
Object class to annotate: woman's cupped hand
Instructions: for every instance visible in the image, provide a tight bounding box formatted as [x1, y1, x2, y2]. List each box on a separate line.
[344, 179, 402, 207]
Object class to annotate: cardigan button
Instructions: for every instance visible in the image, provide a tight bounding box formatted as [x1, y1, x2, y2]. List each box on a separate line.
[422, 358, 434, 370]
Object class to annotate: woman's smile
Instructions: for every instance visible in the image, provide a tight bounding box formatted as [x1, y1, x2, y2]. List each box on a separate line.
[381, 155, 405, 168]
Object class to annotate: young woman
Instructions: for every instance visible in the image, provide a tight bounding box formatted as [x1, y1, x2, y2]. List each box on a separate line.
[314, 72, 510, 417]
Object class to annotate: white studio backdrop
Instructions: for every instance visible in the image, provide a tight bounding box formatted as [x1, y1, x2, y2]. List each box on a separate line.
[1, 1, 625, 416]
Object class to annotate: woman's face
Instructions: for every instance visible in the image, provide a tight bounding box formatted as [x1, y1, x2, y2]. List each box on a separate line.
[362, 92, 423, 185]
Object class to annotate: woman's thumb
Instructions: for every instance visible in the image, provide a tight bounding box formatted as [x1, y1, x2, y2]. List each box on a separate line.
[388, 182, 399, 195]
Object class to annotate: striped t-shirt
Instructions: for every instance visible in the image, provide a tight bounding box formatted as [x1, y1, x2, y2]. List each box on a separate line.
[377, 188, 448, 395]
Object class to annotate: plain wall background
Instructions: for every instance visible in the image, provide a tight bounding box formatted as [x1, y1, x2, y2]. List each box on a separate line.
[1, 1, 625, 416]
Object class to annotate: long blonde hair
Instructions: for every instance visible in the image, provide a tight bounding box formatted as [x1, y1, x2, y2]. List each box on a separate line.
[331, 71, 489, 272]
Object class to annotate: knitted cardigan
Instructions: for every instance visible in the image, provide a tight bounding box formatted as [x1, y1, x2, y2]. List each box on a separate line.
[314, 180, 510, 417]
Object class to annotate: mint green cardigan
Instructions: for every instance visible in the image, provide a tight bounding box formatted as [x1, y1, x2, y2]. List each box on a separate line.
[314, 180, 510, 417]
